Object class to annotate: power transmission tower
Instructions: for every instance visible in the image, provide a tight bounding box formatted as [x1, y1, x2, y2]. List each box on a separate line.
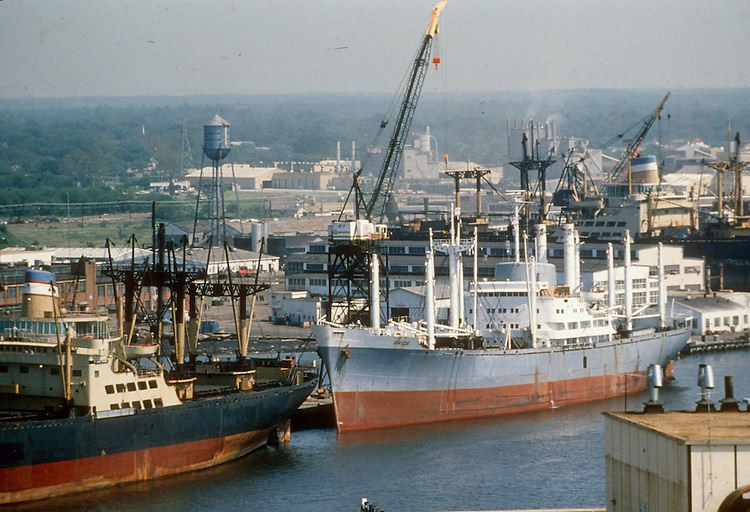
[181, 117, 195, 176]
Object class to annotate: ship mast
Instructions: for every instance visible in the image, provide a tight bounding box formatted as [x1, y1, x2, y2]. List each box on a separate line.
[707, 125, 749, 223]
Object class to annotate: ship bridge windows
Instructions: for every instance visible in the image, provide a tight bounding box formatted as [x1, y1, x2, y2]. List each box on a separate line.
[138, 381, 147, 390]
[74, 320, 108, 338]
[126, 382, 136, 392]
[154, 398, 164, 407]
[116, 383, 126, 393]
[148, 380, 158, 389]
[143, 399, 153, 409]
[110, 403, 120, 410]
[105, 385, 115, 394]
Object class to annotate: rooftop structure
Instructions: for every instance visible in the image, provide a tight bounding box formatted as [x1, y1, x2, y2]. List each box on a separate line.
[605, 408, 750, 512]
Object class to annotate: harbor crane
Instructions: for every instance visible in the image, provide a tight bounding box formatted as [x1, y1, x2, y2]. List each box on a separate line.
[348, 0, 446, 224]
[327, 0, 447, 324]
[609, 92, 670, 184]
[552, 92, 670, 220]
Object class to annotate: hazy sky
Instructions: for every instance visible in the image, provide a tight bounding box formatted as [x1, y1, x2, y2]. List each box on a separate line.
[2, 0, 749, 98]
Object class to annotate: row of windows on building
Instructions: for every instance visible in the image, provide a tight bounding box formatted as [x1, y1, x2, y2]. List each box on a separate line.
[705, 315, 748, 328]
[96, 283, 125, 297]
[0, 281, 126, 301]
[289, 277, 426, 289]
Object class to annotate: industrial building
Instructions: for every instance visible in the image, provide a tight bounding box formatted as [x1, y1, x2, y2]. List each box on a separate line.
[270, 170, 343, 191]
[283, 233, 706, 302]
[184, 164, 277, 190]
[387, 285, 450, 324]
[269, 290, 324, 326]
[673, 293, 750, 336]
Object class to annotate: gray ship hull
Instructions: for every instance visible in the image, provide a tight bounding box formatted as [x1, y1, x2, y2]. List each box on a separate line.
[313, 324, 690, 431]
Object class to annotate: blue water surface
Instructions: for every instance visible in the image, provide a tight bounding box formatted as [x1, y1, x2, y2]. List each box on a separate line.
[16, 350, 749, 512]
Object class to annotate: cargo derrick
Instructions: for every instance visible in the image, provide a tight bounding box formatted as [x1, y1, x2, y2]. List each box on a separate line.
[326, 1, 447, 325]
[508, 130, 556, 229]
[104, 222, 268, 375]
[708, 130, 750, 225]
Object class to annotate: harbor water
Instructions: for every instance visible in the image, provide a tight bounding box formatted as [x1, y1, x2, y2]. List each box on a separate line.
[14, 350, 750, 512]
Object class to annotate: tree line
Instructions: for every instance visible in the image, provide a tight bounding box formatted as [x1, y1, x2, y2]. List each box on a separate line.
[0, 88, 748, 219]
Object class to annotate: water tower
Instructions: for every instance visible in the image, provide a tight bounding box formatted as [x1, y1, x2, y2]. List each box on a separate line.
[191, 115, 243, 247]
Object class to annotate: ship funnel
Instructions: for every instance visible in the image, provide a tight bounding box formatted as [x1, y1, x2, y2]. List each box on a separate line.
[22, 269, 59, 319]
[695, 363, 716, 412]
[719, 375, 741, 412]
[630, 155, 659, 184]
[643, 364, 664, 413]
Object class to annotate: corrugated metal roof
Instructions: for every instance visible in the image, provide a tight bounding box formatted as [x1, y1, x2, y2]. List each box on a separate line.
[674, 295, 745, 313]
[606, 411, 750, 443]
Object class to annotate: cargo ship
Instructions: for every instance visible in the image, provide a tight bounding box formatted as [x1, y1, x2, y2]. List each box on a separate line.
[0, 269, 316, 504]
[313, 219, 692, 432]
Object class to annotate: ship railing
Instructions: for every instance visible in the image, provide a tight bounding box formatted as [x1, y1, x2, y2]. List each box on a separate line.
[387, 320, 427, 336]
[430, 322, 474, 336]
[1, 328, 50, 343]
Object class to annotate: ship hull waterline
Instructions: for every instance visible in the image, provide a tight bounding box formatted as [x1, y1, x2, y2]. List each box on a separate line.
[314, 324, 690, 432]
[0, 379, 316, 505]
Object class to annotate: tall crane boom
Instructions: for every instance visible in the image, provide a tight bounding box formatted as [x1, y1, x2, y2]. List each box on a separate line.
[364, 0, 447, 222]
[610, 92, 670, 183]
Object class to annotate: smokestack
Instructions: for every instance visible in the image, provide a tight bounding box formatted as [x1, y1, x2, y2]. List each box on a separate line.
[643, 364, 664, 413]
[695, 363, 716, 412]
[719, 375, 741, 412]
[336, 141, 341, 174]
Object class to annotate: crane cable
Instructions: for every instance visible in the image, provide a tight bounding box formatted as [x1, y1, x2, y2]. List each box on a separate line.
[436, 9, 449, 167]
[360, 31, 428, 183]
